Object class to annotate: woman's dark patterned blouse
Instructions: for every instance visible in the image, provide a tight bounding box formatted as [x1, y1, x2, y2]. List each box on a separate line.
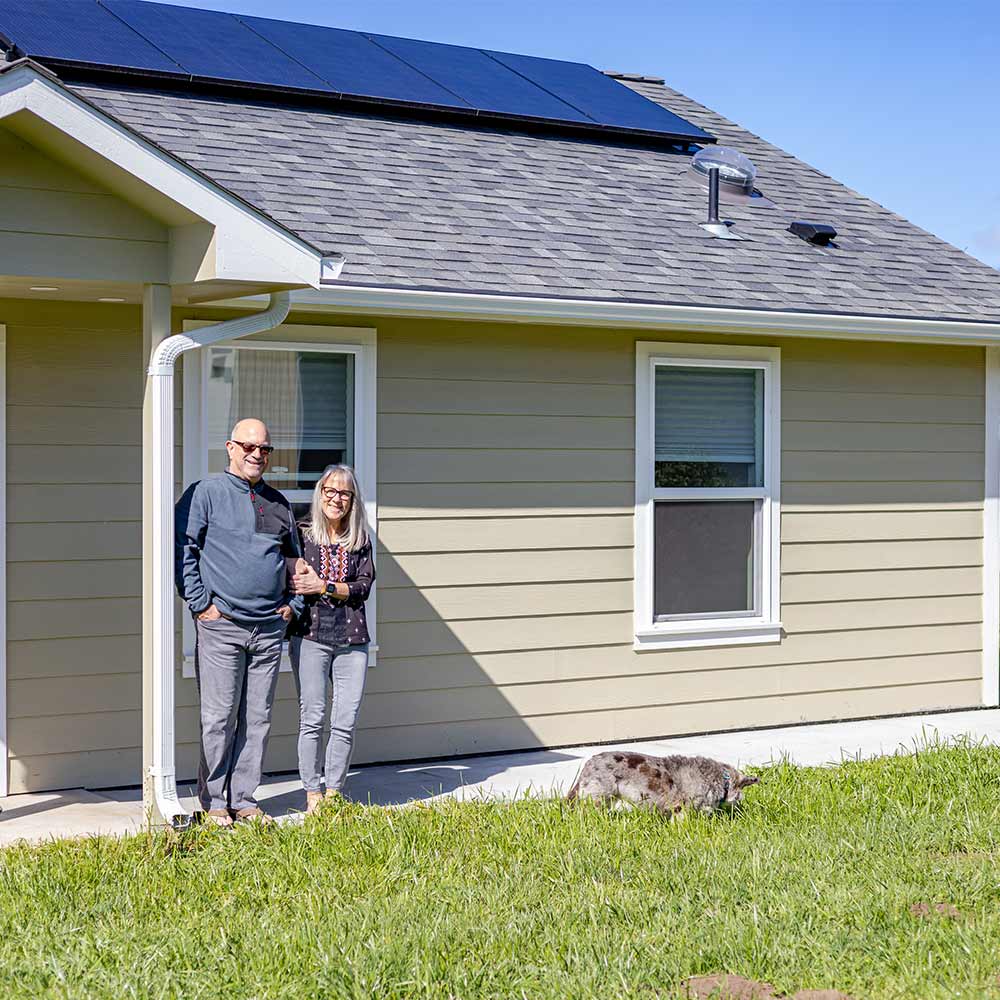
[293, 526, 375, 648]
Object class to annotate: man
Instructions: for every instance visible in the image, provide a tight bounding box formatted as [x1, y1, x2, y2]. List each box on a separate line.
[175, 417, 299, 826]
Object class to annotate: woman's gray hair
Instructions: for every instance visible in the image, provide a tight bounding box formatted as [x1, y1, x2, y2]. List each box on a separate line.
[304, 464, 370, 552]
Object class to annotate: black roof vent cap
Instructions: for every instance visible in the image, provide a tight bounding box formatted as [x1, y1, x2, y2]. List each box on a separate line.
[788, 221, 837, 246]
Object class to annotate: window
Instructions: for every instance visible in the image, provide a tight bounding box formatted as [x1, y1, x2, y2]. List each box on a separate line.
[181, 328, 377, 674]
[204, 346, 354, 500]
[634, 342, 781, 650]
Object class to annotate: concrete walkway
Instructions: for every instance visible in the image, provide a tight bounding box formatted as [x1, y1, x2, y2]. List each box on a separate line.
[3, 708, 999, 846]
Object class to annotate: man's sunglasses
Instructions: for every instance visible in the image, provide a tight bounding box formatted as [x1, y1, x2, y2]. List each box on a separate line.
[230, 439, 275, 456]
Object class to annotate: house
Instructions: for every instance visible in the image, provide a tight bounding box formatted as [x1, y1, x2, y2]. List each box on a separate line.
[1, 0, 999, 824]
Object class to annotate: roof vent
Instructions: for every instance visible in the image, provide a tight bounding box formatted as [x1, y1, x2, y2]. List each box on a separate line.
[692, 146, 757, 240]
[788, 221, 837, 246]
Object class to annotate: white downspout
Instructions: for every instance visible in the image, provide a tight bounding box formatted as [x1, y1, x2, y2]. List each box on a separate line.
[147, 291, 291, 828]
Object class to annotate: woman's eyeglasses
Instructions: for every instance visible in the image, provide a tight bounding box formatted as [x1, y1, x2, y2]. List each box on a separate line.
[321, 487, 354, 502]
[230, 440, 275, 456]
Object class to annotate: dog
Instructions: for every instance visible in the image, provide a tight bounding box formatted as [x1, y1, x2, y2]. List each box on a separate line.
[567, 750, 759, 815]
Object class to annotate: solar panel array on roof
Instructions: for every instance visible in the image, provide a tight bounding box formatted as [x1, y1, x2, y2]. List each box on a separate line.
[0, 0, 714, 144]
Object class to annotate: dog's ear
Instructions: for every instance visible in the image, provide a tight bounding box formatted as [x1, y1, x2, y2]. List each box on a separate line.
[738, 774, 760, 788]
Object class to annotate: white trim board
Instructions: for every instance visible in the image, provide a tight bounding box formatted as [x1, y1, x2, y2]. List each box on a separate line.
[288, 286, 1000, 347]
[0, 325, 7, 796]
[984, 348, 1000, 707]
[180, 322, 377, 677]
[634, 340, 781, 651]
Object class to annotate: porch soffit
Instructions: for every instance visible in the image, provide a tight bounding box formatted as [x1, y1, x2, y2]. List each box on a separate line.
[0, 60, 330, 302]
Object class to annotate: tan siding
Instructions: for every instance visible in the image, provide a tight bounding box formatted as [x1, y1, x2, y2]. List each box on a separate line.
[781, 509, 983, 542]
[358, 321, 986, 767]
[369, 626, 982, 692]
[1, 300, 299, 793]
[380, 548, 634, 589]
[379, 413, 632, 449]
[783, 390, 983, 424]
[8, 560, 141, 602]
[349, 680, 981, 763]
[782, 421, 982, 453]
[5, 306, 988, 791]
[379, 377, 634, 417]
[782, 539, 982, 573]
[356, 652, 982, 729]
[379, 449, 633, 484]
[380, 482, 632, 517]
[378, 515, 633, 553]
[0, 129, 168, 285]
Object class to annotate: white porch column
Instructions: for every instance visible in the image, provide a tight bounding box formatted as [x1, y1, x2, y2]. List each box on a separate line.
[142, 283, 172, 825]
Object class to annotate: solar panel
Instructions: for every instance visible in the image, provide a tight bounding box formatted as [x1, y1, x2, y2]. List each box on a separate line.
[0, 0, 182, 74]
[487, 50, 713, 140]
[101, 0, 334, 91]
[368, 34, 589, 123]
[0, 0, 714, 143]
[238, 16, 469, 110]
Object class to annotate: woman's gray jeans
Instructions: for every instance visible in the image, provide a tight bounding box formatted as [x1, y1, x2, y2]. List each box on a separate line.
[289, 637, 370, 793]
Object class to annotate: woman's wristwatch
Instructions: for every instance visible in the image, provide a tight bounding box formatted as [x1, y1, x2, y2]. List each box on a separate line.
[323, 581, 340, 600]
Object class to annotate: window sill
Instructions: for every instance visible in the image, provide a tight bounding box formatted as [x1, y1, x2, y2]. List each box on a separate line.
[633, 621, 783, 652]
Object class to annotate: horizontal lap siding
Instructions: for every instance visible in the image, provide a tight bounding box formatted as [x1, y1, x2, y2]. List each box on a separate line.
[4, 304, 987, 791]
[363, 321, 985, 762]
[4, 301, 145, 792]
[1, 301, 303, 792]
[0, 129, 168, 286]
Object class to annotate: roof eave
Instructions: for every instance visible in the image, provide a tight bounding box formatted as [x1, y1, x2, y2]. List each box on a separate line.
[276, 284, 1000, 347]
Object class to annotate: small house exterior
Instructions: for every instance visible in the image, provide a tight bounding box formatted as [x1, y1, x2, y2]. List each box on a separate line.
[1, 4, 999, 820]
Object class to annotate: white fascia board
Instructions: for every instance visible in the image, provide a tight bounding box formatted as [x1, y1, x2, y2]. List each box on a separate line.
[294, 285, 1000, 346]
[0, 63, 325, 289]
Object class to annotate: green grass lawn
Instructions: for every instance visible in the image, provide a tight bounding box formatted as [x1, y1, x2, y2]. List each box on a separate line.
[2, 741, 1000, 999]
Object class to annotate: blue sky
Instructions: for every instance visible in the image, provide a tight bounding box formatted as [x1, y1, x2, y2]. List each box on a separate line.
[170, 0, 1000, 269]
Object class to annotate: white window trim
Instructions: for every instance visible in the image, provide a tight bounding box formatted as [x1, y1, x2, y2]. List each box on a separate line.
[181, 325, 377, 676]
[634, 340, 782, 651]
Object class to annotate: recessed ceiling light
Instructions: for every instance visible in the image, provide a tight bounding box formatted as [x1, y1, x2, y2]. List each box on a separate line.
[97, 297, 126, 303]
[29, 286, 59, 292]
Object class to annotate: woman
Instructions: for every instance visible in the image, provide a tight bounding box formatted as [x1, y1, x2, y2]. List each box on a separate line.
[289, 464, 375, 813]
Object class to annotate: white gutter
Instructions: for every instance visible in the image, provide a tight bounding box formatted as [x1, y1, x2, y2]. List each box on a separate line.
[286, 285, 1000, 347]
[146, 291, 291, 829]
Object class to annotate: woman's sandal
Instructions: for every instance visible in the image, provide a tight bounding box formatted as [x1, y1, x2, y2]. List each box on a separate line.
[234, 806, 274, 827]
[204, 808, 234, 828]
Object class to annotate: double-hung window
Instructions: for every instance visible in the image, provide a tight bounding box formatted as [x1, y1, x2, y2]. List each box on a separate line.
[634, 342, 781, 650]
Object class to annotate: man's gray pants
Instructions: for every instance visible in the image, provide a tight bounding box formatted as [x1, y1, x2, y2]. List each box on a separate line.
[194, 616, 284, 813]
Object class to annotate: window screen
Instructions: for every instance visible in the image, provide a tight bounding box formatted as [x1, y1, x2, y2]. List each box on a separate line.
[653, 500, 755, 618]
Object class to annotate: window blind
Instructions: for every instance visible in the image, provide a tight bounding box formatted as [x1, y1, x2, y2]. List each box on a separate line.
[654, 365, 762, 464]
[297, 353, 349, 450]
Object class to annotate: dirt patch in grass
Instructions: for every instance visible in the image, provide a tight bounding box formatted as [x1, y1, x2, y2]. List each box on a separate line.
[681, 975, 855, 999]
[910, 901, 962, 918]
[683, 977, 778, 999]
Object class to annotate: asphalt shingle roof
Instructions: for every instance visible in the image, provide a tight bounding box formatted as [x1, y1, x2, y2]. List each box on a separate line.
[72, 75, 1000, 323]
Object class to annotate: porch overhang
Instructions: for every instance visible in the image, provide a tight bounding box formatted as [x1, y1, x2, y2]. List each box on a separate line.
[0, 59, 338, 301]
